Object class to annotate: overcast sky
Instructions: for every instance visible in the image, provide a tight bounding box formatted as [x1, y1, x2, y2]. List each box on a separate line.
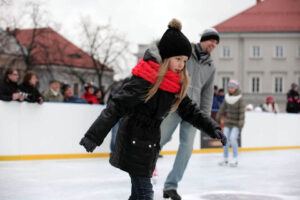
[6, 0, 256, 47]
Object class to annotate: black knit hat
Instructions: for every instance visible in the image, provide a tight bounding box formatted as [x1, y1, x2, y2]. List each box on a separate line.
[200, 28, 220, 44]
[158, 19, 192, 60]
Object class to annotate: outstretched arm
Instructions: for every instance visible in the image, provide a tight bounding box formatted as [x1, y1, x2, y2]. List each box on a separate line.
[177, 96, 226, 145]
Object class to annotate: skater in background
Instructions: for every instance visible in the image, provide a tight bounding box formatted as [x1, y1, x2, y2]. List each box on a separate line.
[159, 27, 220, 200]
[216, 80, 245, 167]
[79, 19, 226, 200]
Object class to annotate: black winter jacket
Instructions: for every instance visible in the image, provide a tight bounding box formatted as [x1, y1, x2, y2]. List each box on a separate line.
[84, 74, 221, 178]
[19, 83, 43, 103]
[0, 80, 19, 101]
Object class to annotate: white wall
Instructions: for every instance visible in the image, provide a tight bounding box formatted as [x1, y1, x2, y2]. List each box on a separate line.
[0, 101, 199, 156]
[0, 101, 299, 157]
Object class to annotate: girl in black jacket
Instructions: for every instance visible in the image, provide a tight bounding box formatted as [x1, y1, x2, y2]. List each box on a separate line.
[80, 19, 226, 200]
[19, 71, 43, 104]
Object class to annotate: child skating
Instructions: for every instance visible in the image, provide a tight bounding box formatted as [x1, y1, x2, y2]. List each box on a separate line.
[216, 80, 245, 167]
[80, 18, 226, 200]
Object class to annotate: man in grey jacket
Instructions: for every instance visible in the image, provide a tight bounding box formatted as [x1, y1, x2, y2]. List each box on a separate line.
[161, 28, 220, 200]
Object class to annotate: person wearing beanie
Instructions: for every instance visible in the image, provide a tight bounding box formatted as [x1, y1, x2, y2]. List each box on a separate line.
[159, 26, 221, 200]
[79, 18, 226, 200]
[262, 95, 279, 113]
[216, 80, 245, 167]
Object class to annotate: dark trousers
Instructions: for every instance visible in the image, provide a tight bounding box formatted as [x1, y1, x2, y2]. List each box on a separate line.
[128, 173, 153, 200]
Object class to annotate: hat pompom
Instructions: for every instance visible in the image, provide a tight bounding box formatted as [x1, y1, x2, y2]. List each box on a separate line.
[168, 18, 182, 31]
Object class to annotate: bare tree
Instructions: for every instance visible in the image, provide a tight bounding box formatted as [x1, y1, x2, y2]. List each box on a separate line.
[79, 17, 131, 92]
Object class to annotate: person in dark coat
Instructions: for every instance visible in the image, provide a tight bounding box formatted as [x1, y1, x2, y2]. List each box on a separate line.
[286, 93, 300, 113]
[0, 68, 24, 102]
[79, 19, 226, 200]
[61, 84, 86, 104]
[19, 71, 43, 104]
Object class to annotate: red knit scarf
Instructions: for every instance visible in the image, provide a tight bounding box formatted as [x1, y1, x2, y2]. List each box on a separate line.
[132, 59, 181, 93]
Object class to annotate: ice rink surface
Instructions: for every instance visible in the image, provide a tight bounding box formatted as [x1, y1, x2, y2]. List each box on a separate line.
[0, 149, 300, 200]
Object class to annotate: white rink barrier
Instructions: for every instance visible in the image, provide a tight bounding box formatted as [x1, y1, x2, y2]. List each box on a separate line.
[0, 101, 299, 160]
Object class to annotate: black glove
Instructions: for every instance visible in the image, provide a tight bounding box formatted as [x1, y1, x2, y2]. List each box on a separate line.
[213, 129, 227, 146]
[79, 137, 97, 152]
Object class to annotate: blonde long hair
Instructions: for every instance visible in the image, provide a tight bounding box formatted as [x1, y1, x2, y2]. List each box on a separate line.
[144, 58, 190, 112]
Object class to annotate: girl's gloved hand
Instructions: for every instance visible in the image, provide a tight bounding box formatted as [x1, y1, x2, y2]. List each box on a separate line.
[79, 137, 97, 152]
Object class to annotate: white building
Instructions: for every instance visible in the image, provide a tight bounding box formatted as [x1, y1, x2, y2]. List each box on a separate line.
[212, 0, 300, 111]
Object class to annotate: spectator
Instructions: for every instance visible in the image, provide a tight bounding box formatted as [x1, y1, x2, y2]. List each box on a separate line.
[212, 85, 219, 110]
[62, 84, 86, 104]
[19, 71, 43, 104]
[261, 95, 279, 114]
[286, 93, 300, 113]
[287, 83, 299, 99]
[94, 88, 105, 105]
[216, 80, 245, 167]
[218, 88, 225, 105]
[245, 104, 254, 111]
[43, 80, 64, 102]
[81, 82, 99, 104]
[0, 68, 24, 102]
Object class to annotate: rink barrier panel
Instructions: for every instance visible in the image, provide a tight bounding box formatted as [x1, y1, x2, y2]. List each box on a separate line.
[1, 101, 300, 161]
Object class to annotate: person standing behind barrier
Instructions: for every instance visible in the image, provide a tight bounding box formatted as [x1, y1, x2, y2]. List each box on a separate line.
[61, 84, 86, 104]
[261, 95, 279, 114]
[79, 19, 226, 200]
[216, 80, 245, 167]
[81, 82, 99, 104]
[212, 85, 219, 110]
[286, 92, 300, 113]
[159, 28, 220, 200]
[0, 69, 24, 102]
[43, 80, 64, 102]
[19, 71, 43, 104]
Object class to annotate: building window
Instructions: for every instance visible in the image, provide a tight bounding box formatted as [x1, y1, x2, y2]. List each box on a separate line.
[274, 46, 284, 58]
[251, 45, 261, 58]
[274, 77, 283, 93]
[222, 77, 230, 92]
[251, 77, 260, 93]
[222, 46, 231, 58]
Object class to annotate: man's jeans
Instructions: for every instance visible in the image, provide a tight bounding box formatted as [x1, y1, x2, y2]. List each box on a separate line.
[128, 173, 153, 200]
[160, 112, 197, 190]
[223, 127, 240, 158]
[110, 120, 120, 152]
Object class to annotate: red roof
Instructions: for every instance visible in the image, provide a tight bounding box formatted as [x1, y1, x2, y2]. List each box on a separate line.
[214, 0, 300, 32]
[9, 27, 112, 70]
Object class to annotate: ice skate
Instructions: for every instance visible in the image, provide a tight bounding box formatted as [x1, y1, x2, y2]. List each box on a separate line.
[163, 189, 181, 200]
[229, 158, 238, 167]
[218, 160, 228, 166]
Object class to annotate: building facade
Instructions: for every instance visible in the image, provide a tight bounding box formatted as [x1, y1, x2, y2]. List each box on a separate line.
[212, 0, 300, 111]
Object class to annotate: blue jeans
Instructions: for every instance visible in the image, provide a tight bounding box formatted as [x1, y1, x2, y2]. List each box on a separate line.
[160, 112, 197, 190]
[128, 173, 153, 200]
[223, 127, 240, 158]
[110, 120, 120, 152]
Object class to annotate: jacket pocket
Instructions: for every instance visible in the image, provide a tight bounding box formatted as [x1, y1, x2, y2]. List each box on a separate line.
[129, 137, 159, 166]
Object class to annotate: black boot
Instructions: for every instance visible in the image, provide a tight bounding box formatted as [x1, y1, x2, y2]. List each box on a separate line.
[163, 189, 181, 200]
